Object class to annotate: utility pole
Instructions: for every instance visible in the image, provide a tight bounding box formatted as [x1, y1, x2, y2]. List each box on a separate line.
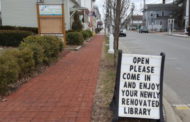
[189, 0, 190, 27]
[185, 0, 189, 33]
[131, 3, 135, 29]
[143, 0, 146, 26]
[163, 0, 165, 4]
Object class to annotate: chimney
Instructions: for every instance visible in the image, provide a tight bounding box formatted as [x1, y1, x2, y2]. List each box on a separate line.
[163, 0, 165, 4]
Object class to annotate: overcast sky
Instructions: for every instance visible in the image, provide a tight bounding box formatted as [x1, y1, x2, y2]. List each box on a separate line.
[94, 0, 174, 19]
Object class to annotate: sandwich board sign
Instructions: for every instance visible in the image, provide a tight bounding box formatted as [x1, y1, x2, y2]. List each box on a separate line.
[110, 50, 165, 122]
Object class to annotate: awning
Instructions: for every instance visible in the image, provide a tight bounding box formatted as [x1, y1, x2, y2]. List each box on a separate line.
[70, 7, 88, 12]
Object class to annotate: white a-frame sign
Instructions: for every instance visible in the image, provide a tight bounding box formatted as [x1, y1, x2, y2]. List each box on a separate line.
[110, 50, 165, 122]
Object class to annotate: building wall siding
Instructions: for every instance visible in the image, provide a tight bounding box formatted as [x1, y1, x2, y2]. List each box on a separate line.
[1, 0, 71, 29]
[2, 0, 38, 27]
[80, 0, 92, 10]
[144, 10, 173, 31]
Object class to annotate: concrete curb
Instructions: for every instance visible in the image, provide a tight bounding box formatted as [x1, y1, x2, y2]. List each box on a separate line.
[163, 98, 182, 122]
[64, 45, 82, 51]
[167, 34, 189, 38]
[64, 37, 94, 51]
[74, 46, 82, 51]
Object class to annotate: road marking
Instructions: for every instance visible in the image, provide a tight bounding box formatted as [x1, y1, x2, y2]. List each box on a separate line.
[172, 104, 190, 110]
[176, 106, 190, 110]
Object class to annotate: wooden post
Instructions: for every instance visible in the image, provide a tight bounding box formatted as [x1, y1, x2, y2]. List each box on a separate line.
[62, 4, 67, 46]
[36, 4, 41, 34]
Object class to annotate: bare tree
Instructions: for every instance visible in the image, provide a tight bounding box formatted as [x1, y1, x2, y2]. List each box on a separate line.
[104, 0, 113, 34]
[105, 0, 130, 64]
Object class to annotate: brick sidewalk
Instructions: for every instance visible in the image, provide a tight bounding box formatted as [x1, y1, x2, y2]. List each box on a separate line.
[0, 35, 104, 122]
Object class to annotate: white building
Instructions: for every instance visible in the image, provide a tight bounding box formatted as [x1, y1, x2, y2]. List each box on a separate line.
[127, 15, 143, 30]
[1, 0, 95, 31]
[143, 3, 178, 32]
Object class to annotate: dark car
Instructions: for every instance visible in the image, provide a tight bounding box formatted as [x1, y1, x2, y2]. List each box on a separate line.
[119, 30, 127, 37]
[139, 26, 149, 33]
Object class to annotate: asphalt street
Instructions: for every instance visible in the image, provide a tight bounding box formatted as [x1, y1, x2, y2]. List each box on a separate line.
[119, 31, 190, 121]
[119, 31, 190, 105]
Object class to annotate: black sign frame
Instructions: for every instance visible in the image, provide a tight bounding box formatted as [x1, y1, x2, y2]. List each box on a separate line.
[110, 50, 165, 122]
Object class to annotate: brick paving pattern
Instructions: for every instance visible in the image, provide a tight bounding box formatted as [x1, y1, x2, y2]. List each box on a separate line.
[0, 35, 104, 122]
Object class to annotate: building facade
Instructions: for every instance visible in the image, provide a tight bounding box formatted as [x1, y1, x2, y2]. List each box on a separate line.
[143, 4, 178, 32]
[127, 15, 143, 30]
[1, 0, 96, 31]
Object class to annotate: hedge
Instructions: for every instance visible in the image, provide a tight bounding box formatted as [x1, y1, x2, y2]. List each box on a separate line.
[66, 32, 84, 45]
[0, 30, 33, 47]
[0, 26, 38, 34]
[0, 35, 64, 95]
[187, 26, 190, 36]
[19, 42, 44, 66]
[23, 36, 63, 64]
[3, 48, 35, 78]
[0, 54, 20, 94]
[82, 30, 93, 40]
[85, 29, 93, 37]
[82, 31, 89, 40]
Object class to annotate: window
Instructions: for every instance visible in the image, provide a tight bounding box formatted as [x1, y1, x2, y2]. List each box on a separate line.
[162, 11, 164, 16]
[160, 21, 162, 25]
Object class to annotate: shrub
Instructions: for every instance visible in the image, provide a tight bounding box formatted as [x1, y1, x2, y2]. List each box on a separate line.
[23, 35, 63, 64]
[17, 48, 35, 76]
[95, 28, 102, 33]
[86, 29, 93, 37]
[187, 26, 190, 31]
[0, 35, 63, 95]
[0, 53, 20, 95]
[72, 11, 83, 31]
[0, 30, 33, 47]
[66, 32, 84, 45]
[66, 30, 75, 33]
[0, 26, 38, 34]
[82, 31, 89, 40]
[187, 26, 190, 35]
[3, 48, 35, 77]
[20, 42, 44, 66]
[81, 30, 93, 40]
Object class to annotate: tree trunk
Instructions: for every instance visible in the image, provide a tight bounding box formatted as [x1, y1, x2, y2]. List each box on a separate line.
[114, 0, 121, 65]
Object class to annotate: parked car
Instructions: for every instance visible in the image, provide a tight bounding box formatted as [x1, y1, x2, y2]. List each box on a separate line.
[119, 30, 127, 37]
[139, 26, 149, 33]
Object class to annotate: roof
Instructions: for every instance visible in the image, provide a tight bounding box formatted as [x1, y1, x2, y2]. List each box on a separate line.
[144, 4, 178, 11]
[71, 0, 80, 7]
[70, 7, 88, 12]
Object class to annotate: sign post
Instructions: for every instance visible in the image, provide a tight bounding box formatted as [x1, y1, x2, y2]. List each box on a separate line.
[111, 51, 165, 122]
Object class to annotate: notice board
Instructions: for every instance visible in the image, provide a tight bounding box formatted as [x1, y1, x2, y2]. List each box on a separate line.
[36, 4, 66, 44]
